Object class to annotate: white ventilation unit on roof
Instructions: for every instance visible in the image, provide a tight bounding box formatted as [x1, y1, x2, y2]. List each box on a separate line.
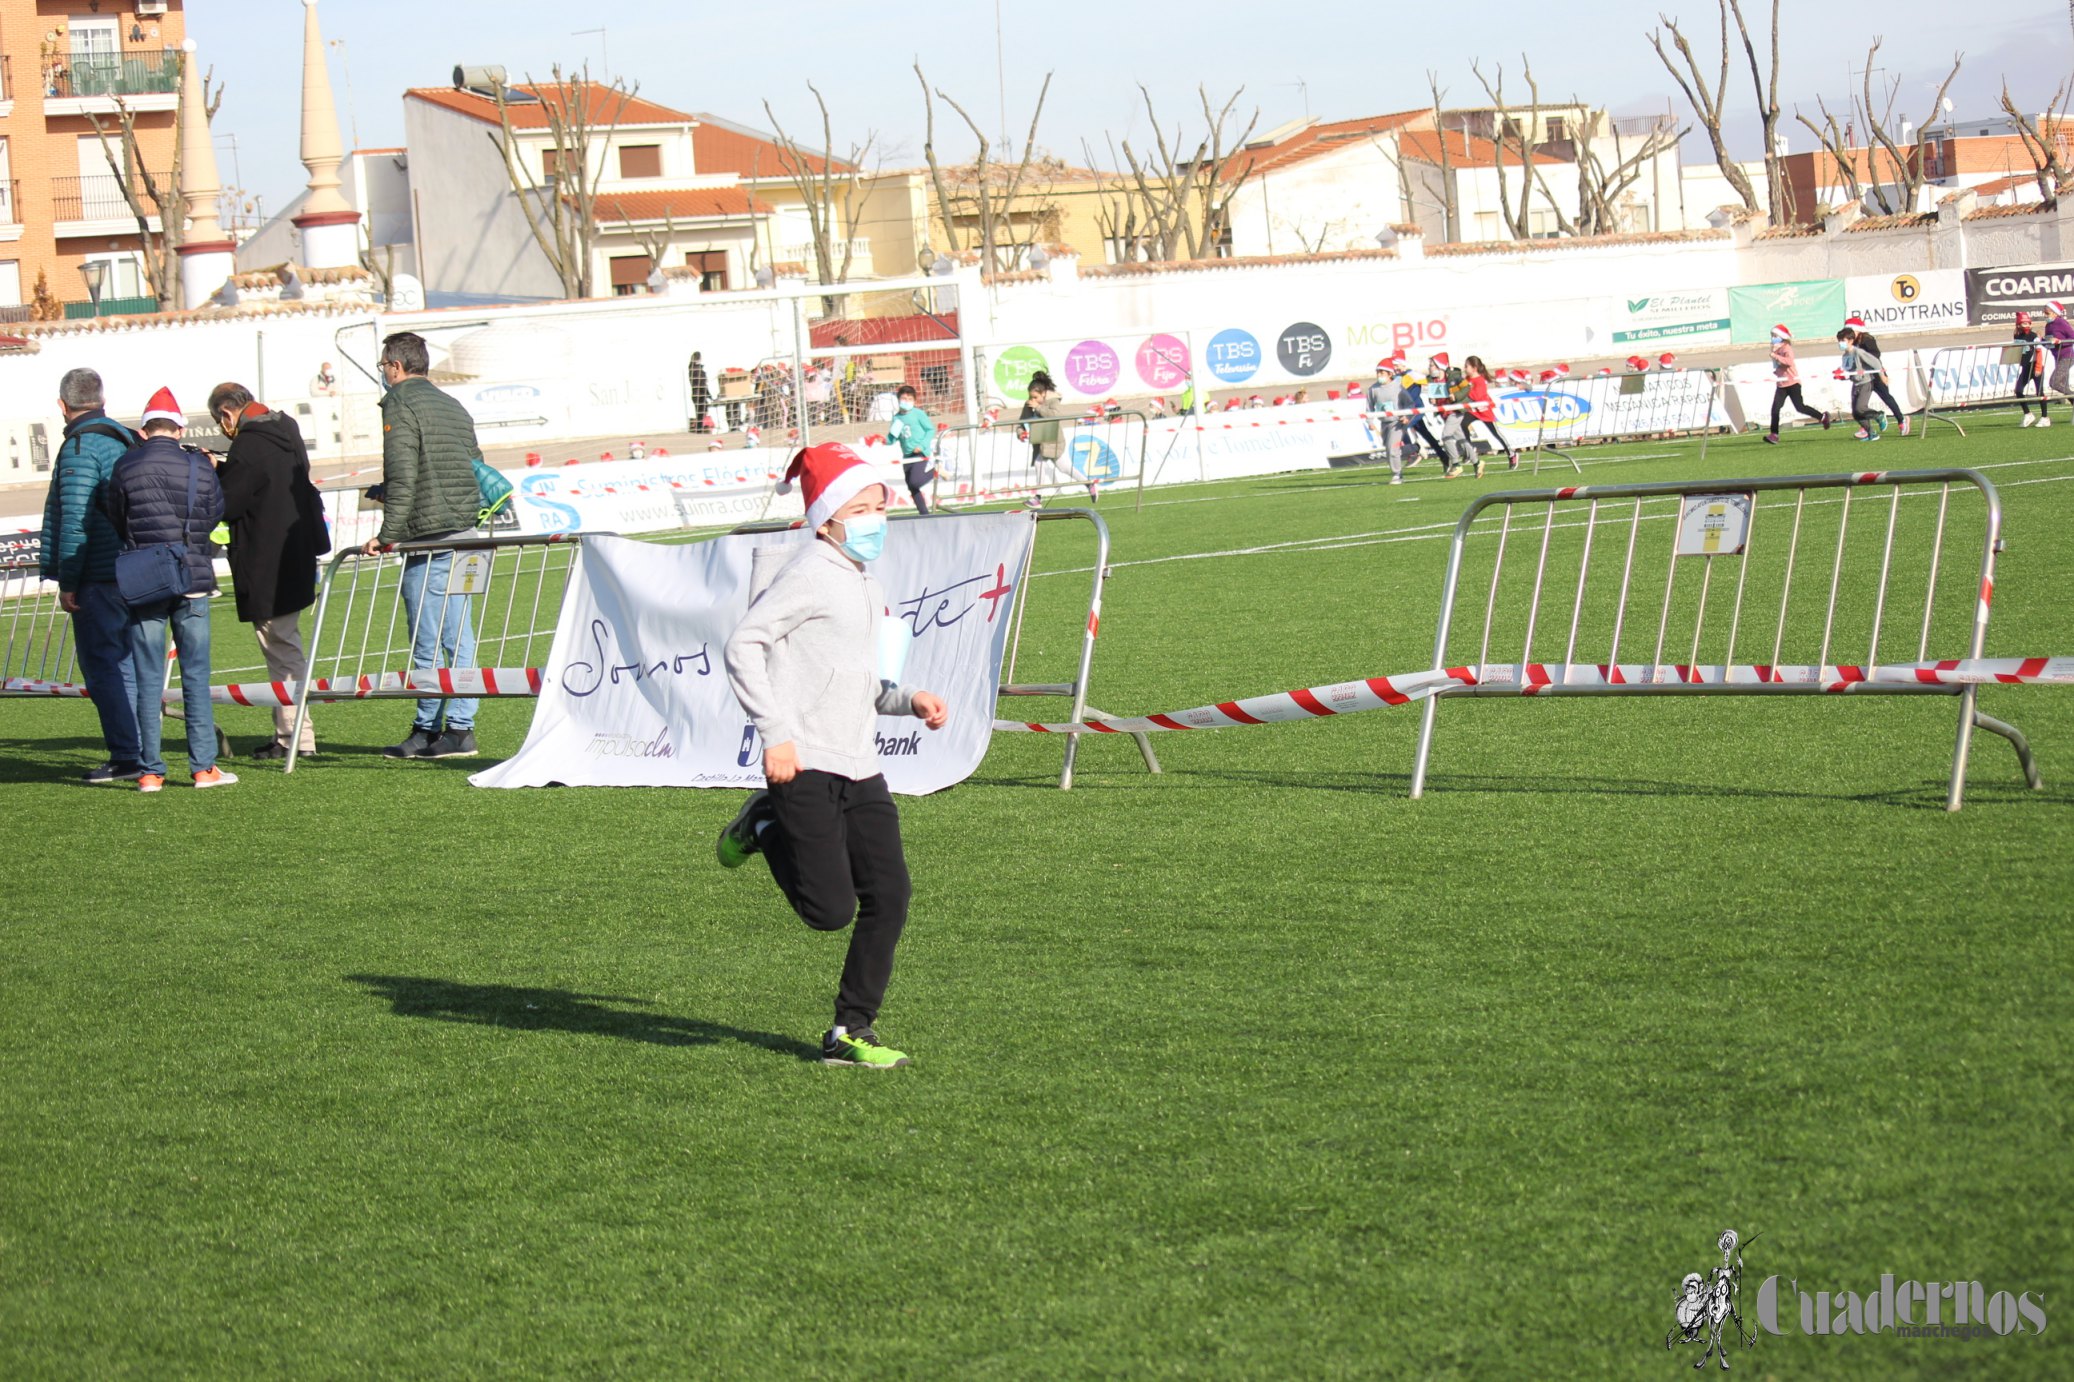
[137, 0, 168, 14]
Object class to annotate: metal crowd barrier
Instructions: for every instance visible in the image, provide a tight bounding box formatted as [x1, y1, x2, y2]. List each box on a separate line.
[1410, 468, 2037, 812]
[1916, 341, 2057, 436]
[932, 410, 1150, 513]
[0, 552, 75, 694]
[285, 531, 600, 771]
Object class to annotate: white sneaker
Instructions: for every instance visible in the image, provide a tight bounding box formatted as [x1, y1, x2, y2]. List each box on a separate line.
[2040, 416, 2055, 428]
[193, 767, 239, 789]
[2020, 414, 2036, 427]
[1389, 475, 1404, 485]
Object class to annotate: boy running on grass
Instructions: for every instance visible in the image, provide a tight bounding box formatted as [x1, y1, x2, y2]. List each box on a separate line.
[1761, 324, 1830, 445]
[717, 443, 949, 1069]
[886, 385, 940, 515]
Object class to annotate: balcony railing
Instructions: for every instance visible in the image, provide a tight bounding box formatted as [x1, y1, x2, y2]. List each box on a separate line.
[46, 50, 180, 101]
[0, 181, 18, 224]
[52, 173, 169, 223]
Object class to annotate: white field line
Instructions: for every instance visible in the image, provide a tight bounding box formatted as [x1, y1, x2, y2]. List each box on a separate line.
[1031, 455, 2074, 579]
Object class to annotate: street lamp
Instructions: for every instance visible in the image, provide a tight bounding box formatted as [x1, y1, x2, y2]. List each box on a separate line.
[79, 260, 106, 317]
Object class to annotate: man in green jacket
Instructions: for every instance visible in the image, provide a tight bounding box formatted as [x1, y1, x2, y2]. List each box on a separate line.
[361, 331, 486, 759]
[36, 367, 145, 782]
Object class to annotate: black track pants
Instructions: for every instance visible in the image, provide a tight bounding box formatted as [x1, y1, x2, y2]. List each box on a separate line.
[761, 769, 911, 1031]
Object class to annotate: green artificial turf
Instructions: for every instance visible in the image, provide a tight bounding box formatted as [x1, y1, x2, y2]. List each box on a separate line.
[2, 420, 2070, 1378]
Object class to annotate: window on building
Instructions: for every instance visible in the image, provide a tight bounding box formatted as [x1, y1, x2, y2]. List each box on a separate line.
[0, 261, 22, 308]
[618, 144, 663, 179]
[685, 250, 729, 291]
[1544, 116, 1566, 143]
[541, 147, 566, 179]
[608, 254, 655, 296]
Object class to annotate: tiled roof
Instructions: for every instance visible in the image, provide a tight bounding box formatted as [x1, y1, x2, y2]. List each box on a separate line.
[1965, 201, 2054, 221]
[230, 265, 374, 289]
[13, 301, 369, 337]
[595, 188, 773, 221]
[693, 116, 854, 177]
[406, 83, 694, 129]
[1080, 248, 1397, 279]
[1752, 223, 1824, 239]
[1398, 130, 1566, 169]
[1227, 110, 1429, 178]
[1426, 228, 1731, 255]
[1843, 212, 1938, 233]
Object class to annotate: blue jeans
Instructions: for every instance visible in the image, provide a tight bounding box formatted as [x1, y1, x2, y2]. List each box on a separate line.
[128, 595, 217, 777]
[399, 549, 477, 731]
[73, 581, 142, 768]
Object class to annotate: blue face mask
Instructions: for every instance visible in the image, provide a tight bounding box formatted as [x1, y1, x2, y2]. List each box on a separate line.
[836, 512, 887, 563]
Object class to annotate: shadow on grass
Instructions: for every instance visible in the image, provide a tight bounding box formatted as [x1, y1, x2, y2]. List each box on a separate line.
[346, 975, 821, 1061]
[965, 765, 2071, 811]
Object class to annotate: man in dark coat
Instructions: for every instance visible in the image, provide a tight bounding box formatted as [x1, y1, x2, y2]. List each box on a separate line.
[688, 350, 712, 432]
[102, 388, 232, 792]
[208, 381, 332, 760]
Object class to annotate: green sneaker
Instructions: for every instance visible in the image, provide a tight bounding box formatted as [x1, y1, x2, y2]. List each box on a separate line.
[822, 1027, 910, 1069]
[715, 790, 770, 869]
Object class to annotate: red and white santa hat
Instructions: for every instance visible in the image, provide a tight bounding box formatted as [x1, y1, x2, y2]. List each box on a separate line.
[1771, 323, 1792, 341]
[1429, 351, 1450, 368]
[2047, 300, 2067, 318]
[776, 442, 882, 529]
[1844, 315, 1867, 330]
[140, 387, 184, 427]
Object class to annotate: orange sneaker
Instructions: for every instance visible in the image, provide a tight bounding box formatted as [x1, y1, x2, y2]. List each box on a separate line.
[193, 767, 239, 790]
[137, 774, 165, 793]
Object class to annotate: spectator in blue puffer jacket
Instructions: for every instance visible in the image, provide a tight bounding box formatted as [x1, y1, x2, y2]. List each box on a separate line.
[103, 388, 231, 792]
[36, 367, 144, 783]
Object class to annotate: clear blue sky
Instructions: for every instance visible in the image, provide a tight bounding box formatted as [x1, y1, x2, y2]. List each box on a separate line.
[192, 0, 2073, 217]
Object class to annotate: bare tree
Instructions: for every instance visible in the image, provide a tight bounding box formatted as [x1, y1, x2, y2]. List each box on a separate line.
[1113, 84, 1259, 261]
[1471, 58, 1576, 238]
[1997, 77, 2072, 204]
[83, 54, 223, 309]
[1796, 40, 1961, 216]
[915, 63, 1054, 271]
[763, 85, 877, 285]
[1649, 9, 1759, 213]
[1571, 109, 1684, 235]
[1723, 0, 1791, 221]
[1083, 136, 1152, 262]
[1425, 72, 1458, 241]
[487, 65, 636, 299]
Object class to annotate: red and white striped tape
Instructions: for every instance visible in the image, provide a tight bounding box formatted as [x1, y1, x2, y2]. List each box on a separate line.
[0, 667, 544, 706]
[994, 657, 2074, 734]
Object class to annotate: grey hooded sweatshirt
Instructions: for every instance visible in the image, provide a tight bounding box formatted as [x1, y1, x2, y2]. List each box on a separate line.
[724, 536, 921, 781]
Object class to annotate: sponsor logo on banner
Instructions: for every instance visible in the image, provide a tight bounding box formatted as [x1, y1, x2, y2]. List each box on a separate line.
[1064, 339, 1121, 393]
[1135, 333, 1190, 389]
[1966, 261, 2074, 324]
[1205, 328, 1261, 383]
[1345, 317, 1448, 353]
[1277, 321, 1332, 376]
[1728, 279, 1847, 344]
[1493, 390, 1589, 430]
[471, 515, 1034, 796]
[1, 530, 42, 570]
[468, 381, 554, 429]
[1613, 290, 1731, 345]
[1845, 269, 1966, 330]
[992, 344, 1049, 397]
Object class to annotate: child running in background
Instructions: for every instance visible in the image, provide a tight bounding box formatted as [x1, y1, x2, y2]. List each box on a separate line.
[718, 443, 950, 1069]
[886, 384, 939, 515]
[1363, 359, 1408, 484]
[2045, 300, 2074, 427]
[1431, 354, 1479, 477]
[1838, 318, 1906, 434]
[1762, 324, 1830, 445]
[1463, 356, 1520, 470]
[1020, 371, 1098, 502]
[1836, 327, 1885, 442]
[2014, 311, 2048, 425]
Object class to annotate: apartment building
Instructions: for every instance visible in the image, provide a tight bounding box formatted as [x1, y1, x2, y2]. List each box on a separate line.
[0, 0, 186, 317]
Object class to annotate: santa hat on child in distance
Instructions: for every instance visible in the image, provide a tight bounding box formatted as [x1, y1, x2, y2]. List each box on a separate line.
[776, 442, 882, 530]
[1771, 324, 1792, 342]
[2016, 310, 2033, 327]
[2048, 301, 2067, 317]
[141, 387, 184, 428]
[1843, 315, 1867, 331]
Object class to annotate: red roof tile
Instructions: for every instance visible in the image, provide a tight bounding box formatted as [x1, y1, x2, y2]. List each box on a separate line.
[1227, 110, 1431, 178]
[693, 119, 854, 178]
[596, 188, 772, 222]
[407, 83, 694, 129]
[1398, 130, 1566, 169]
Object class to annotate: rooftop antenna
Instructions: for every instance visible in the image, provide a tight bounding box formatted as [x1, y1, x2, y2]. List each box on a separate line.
[1284, 79, 1310, 122]
[995, 1, 1009, 159]
[328, 37, 361, 150]
[573, 27, 608, 82]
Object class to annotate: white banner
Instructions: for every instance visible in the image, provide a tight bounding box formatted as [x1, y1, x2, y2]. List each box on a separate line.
[1843, 269, 1967, 333]
[470, 513, 1035, 794]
